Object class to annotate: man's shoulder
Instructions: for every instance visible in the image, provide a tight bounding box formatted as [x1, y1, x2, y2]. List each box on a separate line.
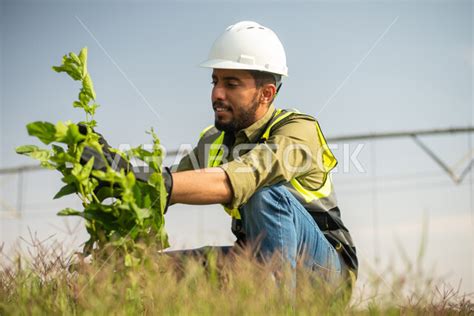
[271, 108, 318, 131]
[198, 125, 223, 146]
[281, 108, 316, 119]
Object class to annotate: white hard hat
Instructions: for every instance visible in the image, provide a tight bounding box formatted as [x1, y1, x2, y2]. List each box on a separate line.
[200, 21, 288, 77]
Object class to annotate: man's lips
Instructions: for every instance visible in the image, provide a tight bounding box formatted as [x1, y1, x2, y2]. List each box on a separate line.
[213, 104, 232, 113]
[214, 107, 231, 112]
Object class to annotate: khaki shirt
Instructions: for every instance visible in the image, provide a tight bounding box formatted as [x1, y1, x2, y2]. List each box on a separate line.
[175, 104, 327, 209]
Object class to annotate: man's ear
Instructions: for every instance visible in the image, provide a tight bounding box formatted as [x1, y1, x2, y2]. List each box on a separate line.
[260, 84, 277, 105]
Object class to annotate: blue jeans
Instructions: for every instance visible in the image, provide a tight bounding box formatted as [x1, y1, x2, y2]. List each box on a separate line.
[240, 184, 344, 285]
[168, 184, 345, 288]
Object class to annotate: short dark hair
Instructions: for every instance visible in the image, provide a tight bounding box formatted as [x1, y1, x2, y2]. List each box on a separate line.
[248, 70, 281, 88]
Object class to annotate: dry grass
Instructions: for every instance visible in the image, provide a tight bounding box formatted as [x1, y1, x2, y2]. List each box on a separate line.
[0, 235, 472, 315]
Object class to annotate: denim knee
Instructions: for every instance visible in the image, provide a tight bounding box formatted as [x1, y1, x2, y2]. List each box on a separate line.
[239, 184, 296, 266]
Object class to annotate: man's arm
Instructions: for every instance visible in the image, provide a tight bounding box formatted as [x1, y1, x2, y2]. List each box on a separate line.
[218, 116, 327, 210]
[170, 167, 233, 205]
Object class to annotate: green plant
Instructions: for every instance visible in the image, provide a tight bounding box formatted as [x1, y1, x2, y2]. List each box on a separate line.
[15, 47, 169, 265]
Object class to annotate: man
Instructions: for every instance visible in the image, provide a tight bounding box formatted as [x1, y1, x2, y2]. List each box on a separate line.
[82, 20, 357, 295]
[167, 21, 358, 291]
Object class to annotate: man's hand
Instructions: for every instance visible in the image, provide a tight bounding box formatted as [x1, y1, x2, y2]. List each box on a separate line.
[77, 124, 174, 213]
[77, 123, 130, 172]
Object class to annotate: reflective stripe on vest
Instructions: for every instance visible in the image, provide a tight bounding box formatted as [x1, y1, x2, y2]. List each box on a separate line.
[200, 125, 215, 139]
[208, 132, 225, 168]
[200, 109, 337, 219]
[260, 109, 292, 141]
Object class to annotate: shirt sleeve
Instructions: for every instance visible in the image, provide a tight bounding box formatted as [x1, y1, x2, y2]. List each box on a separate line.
[218, 115, 326, 209]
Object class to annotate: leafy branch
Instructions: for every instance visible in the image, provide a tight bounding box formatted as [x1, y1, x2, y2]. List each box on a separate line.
[16, 47, 169, 266]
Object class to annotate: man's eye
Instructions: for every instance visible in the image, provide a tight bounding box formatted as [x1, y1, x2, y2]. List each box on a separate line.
[211, 81, 217, 86]
[227, 82, 239, 87]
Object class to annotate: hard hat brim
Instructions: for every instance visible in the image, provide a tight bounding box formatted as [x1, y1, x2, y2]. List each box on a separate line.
[199, 59, 288, 77]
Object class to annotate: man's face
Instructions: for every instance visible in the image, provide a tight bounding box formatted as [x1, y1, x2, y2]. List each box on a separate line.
[211, 69, 264, 133]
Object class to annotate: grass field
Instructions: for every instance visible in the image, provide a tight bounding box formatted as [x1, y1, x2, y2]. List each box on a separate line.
[0, 236, 472, 315]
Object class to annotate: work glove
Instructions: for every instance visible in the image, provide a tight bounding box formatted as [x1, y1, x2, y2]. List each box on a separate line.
[77, 124, 173, 213]
[77, 123, 129, 172]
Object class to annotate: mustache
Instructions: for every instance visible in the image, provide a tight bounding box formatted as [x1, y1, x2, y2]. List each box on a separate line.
[212, 101, 232, 111]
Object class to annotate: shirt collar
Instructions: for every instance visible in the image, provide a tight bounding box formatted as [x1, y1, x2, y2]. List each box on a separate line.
[234, 104, 276, 142]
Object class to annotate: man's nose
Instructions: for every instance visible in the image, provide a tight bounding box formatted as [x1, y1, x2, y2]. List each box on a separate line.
[212, 85, 225, 101]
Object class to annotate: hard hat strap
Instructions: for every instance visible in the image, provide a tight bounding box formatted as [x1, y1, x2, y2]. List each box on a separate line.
[276, 82, 282, 95]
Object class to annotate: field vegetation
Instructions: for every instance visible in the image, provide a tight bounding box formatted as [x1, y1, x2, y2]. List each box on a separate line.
[0, 234, 472, 315]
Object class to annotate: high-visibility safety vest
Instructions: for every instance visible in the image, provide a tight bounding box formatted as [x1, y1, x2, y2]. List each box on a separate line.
[199, 108, 358, 280]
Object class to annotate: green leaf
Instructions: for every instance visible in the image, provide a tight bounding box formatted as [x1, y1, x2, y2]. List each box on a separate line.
[52, 51, 84, 81]
[81, 157, 95, 180]
[26, 121, 56, 144]
[51, 65, 62, 73]
[83, 207, 118, 231]
[52, 63, 82, 81]
[52, 144, 65, 154]
[50, 144, 75, 165]
[54, 183, 77, 199]
[95, 186, 120, 202]
[61, 173, 76, 185]
[54, 121, 68, 140]
[71, 157, 94, 185]
[143, 192, 152, 209]
[88, 119, 98, 128]
[73, 101, 84, 109]
[55, 121, 85, 145]
[147, 172, 162, 189]
[78, 90, 90, 104]
[82, 74, 96, 100]
[16, 145, 40, 155]
[78, 47, 88, 77]
[92, 168, 123, 184]
[148, 127, 163, 155]
[15, 144, 52, 167]
[69, 52, 81, 66]
[134, 205, 151, 224]
[83, 103, 99, 116]
[57, 208, 83, 216]
[78, 47, 87, 64]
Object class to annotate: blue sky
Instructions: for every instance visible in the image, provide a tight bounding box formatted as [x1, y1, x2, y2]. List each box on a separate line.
[1, 0, 473, 295]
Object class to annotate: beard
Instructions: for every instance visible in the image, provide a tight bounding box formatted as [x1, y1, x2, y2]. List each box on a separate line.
[214, 94, 260, 133]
